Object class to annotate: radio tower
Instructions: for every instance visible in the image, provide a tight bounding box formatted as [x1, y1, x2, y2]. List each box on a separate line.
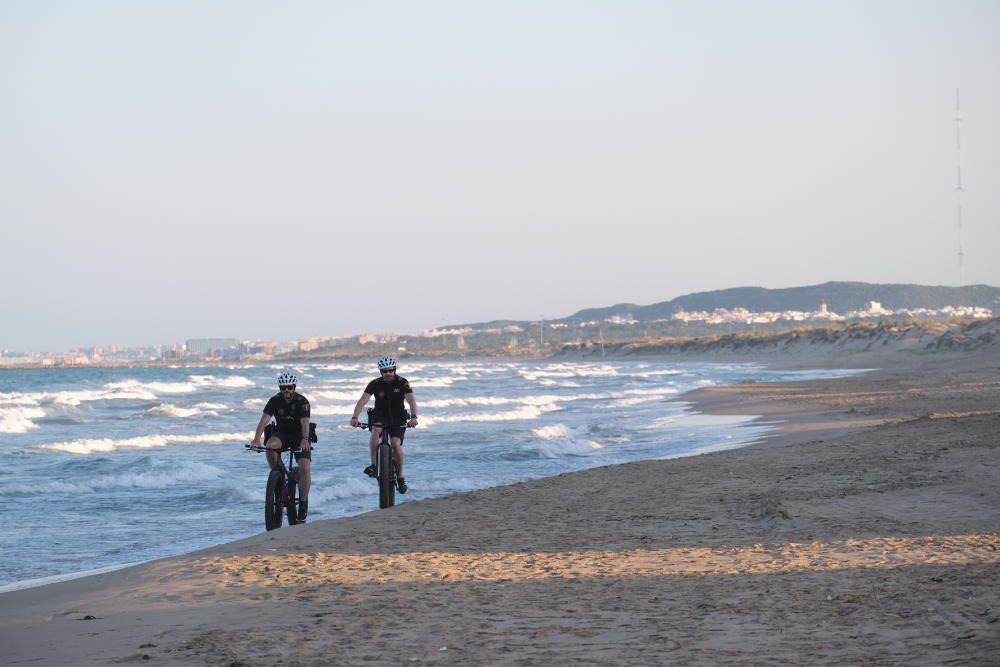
[954, 88, 965, 285]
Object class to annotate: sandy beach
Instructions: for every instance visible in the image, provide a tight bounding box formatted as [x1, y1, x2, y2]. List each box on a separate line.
[2, 348, 998, 665]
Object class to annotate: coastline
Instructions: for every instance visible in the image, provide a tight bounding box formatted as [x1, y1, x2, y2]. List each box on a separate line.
[1, 348, 997, 665]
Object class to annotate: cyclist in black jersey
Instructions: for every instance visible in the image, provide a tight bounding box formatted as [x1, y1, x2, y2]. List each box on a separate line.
[350, 356, 418, 493]
[251, 370, 313, 521]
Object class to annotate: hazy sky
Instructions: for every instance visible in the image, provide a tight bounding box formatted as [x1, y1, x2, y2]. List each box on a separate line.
[3, 1, 998, 352]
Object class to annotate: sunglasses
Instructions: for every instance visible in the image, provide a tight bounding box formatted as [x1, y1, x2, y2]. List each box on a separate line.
[280, 385, 296, 391]
[380, 368, 396, 375]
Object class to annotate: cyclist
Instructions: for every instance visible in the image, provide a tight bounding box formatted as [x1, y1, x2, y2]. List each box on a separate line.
[251, 370, 313, 521]
[350, 356, 418, 493]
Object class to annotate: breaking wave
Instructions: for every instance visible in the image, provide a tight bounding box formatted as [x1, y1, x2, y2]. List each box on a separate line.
[0, 463, 225, 496]
[36, 431, 251, 455]
[0, 406, 45, 433]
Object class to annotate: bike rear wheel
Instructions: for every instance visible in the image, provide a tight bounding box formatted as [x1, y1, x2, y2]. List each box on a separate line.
[265, 469, 284, 530]
[378, 441, 395, 509]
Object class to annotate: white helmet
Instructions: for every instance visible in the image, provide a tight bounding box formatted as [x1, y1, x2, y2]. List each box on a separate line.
[377, 356, 397, 370]
[277, 371, 297, 387]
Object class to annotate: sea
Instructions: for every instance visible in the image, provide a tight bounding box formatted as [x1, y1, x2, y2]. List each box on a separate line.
[0, 359, 858, 589]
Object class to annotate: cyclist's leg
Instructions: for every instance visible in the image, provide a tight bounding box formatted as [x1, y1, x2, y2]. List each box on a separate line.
[293, 448, 311, 521]
[390, 435, 404, 477]
[369, 424, 383, 467]
[295, 452, 311, 502]
[265, 432, 285, 469]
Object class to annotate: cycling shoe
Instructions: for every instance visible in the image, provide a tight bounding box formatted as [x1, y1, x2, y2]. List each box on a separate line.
[297, 501, 308, 522]
[396, 477, 407, 494]
[363, 465, 377, 478]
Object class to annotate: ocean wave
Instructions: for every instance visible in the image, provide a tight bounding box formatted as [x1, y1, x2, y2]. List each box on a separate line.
[421, 394, 563, 409]
[146, 403, 199, 418]
[314, 389, 361, 401]
[522, 438, 603, 459]
[309, 477, 373, 502]
[213, 376, 255, 388]
[195, 402, 228, 410]
[519, 364, 621, 381]
[406, 376, 456, 388]
[36, 431, 251, 455]
[310, 404, 352, 417]
[421, 404, 560, 426]
[105, 380, 197, 395]
[4, 388, 157, 407]
[0, 406, 45, 433]
[0, 462, 225, 496]
[531, 423, 570, 440]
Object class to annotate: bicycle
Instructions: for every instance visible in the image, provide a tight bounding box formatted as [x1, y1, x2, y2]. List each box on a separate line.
[246, 423, 316, 530]
[355, 408, 409, 509]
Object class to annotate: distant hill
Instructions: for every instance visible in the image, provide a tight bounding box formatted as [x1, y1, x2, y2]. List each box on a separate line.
[451, 282, 1000, 329]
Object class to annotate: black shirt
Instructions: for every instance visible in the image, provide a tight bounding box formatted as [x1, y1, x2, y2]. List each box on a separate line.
[263, 392, 311, 437]
[363, 375, 413, 421]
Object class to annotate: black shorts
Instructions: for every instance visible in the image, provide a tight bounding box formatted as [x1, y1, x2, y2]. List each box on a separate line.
[368, 408, 408, 440]
[268, 430, 312, 461]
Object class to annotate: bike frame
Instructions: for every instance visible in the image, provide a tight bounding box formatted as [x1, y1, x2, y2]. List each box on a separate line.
[246, 442, 302, 530]
[357, 408, 408, 509]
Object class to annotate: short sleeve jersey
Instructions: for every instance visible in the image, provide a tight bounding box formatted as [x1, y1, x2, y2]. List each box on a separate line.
[363, 376, 413, 420]
[263, 392, 311, 437]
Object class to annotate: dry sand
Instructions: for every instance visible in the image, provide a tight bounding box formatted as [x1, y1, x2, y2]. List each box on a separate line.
[1, 349, 998, 665]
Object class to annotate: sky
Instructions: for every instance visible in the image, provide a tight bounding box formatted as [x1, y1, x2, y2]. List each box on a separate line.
[2, 1, 999, 352]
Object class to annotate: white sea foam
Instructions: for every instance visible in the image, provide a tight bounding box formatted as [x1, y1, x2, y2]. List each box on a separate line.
[407, 376, 456, 388]
[532, 424, 570, 440]
[0, 463, 225, 496]
[243, 398, 265, 408]
[609, 397, 660, 408]
[36, 431, 251, 455]
[106, 380, 198, 395]
[519, 364, 621, 381]
[213, 376, 255, 388]
[310, 404, 352, 417]
[421, 403, 560, 426]
[314, 390, 361, 401]
[309, 477, 373, 502]
[0, 406, 45, 433]
[146, 403, 201, 418]
[526, 438, 603, 458]
[422, 394, 562, 409]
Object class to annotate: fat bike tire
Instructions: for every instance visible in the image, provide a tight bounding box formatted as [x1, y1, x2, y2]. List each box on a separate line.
[378, 443, 395, 509]
[285, 478, 299, 526]
[265, 469, 284, 531]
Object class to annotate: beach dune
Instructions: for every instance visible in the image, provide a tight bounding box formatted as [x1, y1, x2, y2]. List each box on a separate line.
[1, 351, 998, 665]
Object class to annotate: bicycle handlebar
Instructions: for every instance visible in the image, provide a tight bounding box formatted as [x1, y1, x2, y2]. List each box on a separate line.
[245, 443, 304, 453]
[353, 421, 412, 429]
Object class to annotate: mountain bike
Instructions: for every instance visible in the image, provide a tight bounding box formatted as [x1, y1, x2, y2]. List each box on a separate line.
[246, 424, 316, 530]
[355, 408, 409, 509]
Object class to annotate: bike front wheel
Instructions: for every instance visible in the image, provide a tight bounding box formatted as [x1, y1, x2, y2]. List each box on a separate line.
[265, 469, 285, 531]
[285, 477, 299, 526]
[378, 442, 395, 509]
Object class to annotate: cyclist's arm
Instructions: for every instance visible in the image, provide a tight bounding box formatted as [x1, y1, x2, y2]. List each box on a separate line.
[299, 416, 312, 451]
[251, 412, 272, 446]
[405, 392, 418, 424]
[350, 393, 372, 424]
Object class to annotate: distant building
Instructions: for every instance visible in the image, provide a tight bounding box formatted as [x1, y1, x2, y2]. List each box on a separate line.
[185, 338, 239, 356]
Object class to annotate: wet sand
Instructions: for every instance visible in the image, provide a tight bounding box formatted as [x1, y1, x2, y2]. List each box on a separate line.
[1, 350, 998, 665]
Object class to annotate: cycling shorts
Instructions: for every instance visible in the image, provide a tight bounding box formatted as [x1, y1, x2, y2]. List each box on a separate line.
[268, 430, 312, 461]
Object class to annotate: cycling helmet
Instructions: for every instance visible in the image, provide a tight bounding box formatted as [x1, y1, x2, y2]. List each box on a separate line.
[377, 356, 397, 370]
[277, 371, 297, 387]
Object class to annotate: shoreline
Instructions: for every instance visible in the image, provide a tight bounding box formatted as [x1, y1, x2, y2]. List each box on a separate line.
[0, 359, 827, 593]
[1, 348, 997, 664]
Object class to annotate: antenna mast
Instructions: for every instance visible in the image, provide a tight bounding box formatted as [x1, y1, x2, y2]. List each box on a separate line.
[954, 88, 965, 285]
